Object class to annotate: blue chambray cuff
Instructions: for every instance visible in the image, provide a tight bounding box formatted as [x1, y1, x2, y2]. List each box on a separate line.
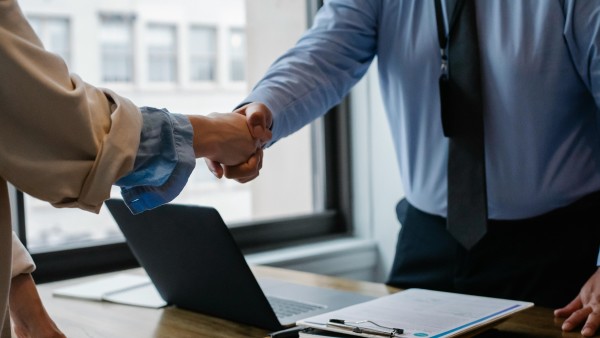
[117, 108, 196, 214]
[597, 248, 600, 266]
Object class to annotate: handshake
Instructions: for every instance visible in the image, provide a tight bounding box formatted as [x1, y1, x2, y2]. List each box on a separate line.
[188, 102, 272, 183]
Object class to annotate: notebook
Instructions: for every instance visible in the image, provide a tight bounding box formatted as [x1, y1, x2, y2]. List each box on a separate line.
[105, 199, 373, 331]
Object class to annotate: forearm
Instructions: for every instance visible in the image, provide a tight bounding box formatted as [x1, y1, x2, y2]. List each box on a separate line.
[9, 274, 64, 338]
[242, 0, 378, 143]
[0, 0, 142, 213]
[116, 109, 256, 214]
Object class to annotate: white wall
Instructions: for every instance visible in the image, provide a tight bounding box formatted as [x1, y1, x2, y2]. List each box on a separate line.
[245, 0, 314, 220]
[351, 63, 404, 282]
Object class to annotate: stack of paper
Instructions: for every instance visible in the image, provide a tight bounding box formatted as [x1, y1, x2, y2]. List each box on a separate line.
[297, 288, 533, 338]
[52, 274, 167, 308]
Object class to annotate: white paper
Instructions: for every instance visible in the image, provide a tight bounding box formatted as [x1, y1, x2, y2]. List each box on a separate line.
[297, 288, 533, 338]
[103, 283, 167, 308]
[53, 274, 166, 308]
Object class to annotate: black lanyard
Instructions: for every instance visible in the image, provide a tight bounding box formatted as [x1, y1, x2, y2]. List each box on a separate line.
[434, 0, 465, 78]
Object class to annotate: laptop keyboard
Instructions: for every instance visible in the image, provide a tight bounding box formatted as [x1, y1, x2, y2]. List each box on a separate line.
[267, 296, 326, 319]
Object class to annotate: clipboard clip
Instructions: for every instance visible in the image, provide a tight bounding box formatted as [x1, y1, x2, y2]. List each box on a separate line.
[327, 319, 404, 337]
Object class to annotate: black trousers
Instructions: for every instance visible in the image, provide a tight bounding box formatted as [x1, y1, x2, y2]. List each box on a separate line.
[387, 192, 600, 308]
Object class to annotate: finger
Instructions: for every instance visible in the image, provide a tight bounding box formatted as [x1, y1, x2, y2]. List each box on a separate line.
[248, 112, 272, 143]
[581, 311, 600, 337]
[562, 307, 593, 332]
[555, 297, 583, 318]
[204, 158, 224, 179]
[224, 151, 262, 181]
[234, 149, 263, 183]
[234, 172, 260, 184]
[245, 103, 273, 143]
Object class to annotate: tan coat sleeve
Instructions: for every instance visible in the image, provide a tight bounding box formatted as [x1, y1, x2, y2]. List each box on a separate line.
[0, 0, 143, 213]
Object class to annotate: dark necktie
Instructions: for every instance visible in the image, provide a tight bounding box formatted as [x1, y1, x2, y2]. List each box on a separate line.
[435, 0, 487, 249]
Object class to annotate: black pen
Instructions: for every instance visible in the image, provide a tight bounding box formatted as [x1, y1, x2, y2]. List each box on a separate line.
[267, 325, 307, 338]
[328, 319, 404, 337]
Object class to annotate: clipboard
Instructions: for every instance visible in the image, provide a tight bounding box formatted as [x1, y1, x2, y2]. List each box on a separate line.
[296, 288, 534, 338]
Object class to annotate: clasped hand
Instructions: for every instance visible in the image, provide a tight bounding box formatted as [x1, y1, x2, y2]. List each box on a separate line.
[188, 104, 271, 180]
[203, 103, 272, 183]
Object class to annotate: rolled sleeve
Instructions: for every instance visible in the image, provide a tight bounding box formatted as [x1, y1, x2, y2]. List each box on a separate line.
[117, 107, 196, 214]
[11, 232, 35, 278]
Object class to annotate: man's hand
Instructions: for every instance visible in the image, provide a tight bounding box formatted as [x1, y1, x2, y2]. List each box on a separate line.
[555, 268, 600, 337]
[188, 111, 261, 168]
[9, 274, 66, 338]
[204, 103, 273, 182]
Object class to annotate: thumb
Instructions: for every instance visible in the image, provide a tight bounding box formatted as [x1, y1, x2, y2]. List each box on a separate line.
[204, 158, 224, 179]
[244, 103, 273, 143]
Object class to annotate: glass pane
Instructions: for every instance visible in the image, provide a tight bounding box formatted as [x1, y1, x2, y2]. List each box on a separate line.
[229, 28, 245, 81]
[26, 16, 70, 66]
[190, 26, 216, 81]
[18, 0, 316, 252]
[100, 15, 133, 82]
[147, 24, 177, 82]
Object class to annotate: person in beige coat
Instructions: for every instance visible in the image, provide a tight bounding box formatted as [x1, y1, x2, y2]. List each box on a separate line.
[0, 0, 271, 336]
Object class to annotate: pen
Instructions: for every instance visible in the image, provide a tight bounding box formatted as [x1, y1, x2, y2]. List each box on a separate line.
[327, 319, 404, 337]
[267, 325, 307, 338]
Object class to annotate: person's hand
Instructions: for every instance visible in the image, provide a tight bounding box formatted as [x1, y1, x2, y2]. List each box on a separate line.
[554, 267, 600, 337]
[204, 102, 273, 182]
[188, 111, 261, 168]
[9, 273, 66, 338]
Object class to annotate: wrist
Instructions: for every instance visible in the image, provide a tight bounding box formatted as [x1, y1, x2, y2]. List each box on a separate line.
[187, 115, 217, 159]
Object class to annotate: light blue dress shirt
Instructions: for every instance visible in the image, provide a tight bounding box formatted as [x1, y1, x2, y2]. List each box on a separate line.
[244, 0, 600, 223]
[116, 107, 195, 214]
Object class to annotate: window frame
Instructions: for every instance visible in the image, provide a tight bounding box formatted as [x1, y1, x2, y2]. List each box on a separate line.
[15, 0, 354, 284]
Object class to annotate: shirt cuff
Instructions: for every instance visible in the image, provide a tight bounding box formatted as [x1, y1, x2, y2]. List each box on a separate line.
[11, 232, 35, 278]
[117, 107, 196, 214]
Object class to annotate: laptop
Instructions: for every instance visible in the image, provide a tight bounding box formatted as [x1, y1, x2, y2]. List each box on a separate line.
[105, 199, 373, 331]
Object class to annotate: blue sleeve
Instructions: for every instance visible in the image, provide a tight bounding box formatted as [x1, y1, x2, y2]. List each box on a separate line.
[563, 0, 600, 108]
[116, 107, 196, 214]
[242, 0, 380, 145]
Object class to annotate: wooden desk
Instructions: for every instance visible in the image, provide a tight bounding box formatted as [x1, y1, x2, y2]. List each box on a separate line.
[36, 266, 588, 337]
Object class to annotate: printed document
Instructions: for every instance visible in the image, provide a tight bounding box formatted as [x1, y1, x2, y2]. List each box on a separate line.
[297, 288, 533, 338]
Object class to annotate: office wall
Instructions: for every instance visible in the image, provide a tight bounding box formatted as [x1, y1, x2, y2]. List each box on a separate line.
[351, 64, 404, 282]
[245, 0, 314, 220]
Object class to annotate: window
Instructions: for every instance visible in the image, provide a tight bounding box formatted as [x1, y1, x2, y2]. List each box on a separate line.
[16, 0, 350, 283]
[100, 14, 134, 83]
[27, 16, 71, 66]
[229, 28, 245, 82]
[147, 24, 177, 82]
[189, 26, 217, 82]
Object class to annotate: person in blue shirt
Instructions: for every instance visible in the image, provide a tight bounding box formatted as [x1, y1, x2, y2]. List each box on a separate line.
[207, 1, 600, 336]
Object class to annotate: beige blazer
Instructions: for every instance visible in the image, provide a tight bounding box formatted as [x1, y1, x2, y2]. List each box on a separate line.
[0, 0, 143, 335]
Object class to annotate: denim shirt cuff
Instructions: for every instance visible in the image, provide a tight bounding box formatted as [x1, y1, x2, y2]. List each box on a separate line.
[117, 107, 196, 214]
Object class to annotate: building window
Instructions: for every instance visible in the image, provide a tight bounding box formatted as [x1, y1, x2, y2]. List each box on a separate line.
[147, 24, 178, 82]
[229, 28, 245, 82]
[189, 26, 217, 82]
[27, 16, 71, 67]
[16, 0, 349, 283]
[100, 14, 134, 83]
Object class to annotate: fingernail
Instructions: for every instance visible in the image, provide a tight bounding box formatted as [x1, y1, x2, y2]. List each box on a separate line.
[562, 322, 572, 331]
[253, 125, 264, 136]
[582, 328, 593, 336]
